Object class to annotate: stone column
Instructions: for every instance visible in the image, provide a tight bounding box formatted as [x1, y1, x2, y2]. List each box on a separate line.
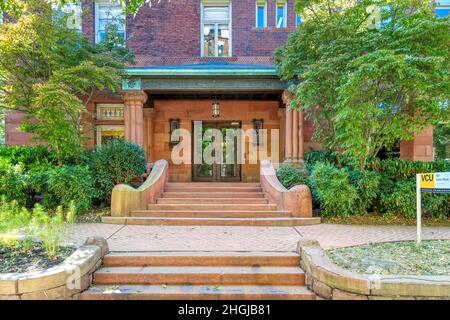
[400, 126, 434, 162]
[292, 110, 299, 161]
[282, 90, 305, 163]
[282, 91, 293, 162]
[298, 109, 305, 161]
[122, 90, 148, 148]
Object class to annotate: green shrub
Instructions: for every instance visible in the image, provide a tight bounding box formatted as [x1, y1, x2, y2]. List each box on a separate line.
[305, 149, 337, 172]
[28, 164, 94, 213]
[0, 158, 28, 206]
[348, 170, 381, 215]
[277, 163, 308, 189]
[423, 193, 450, 219]
[368, 159, 450, 179]
[381, 179, 416, 218]
[309, 162, 358, 217]
[90, 141, 147, 203]
[0, 145, 56, 170]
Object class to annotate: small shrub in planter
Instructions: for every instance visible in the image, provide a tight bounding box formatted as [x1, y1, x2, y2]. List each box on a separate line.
[277, 163, 308, 189]
[90, 140, 147, 203]
[309, 162, 358, 217]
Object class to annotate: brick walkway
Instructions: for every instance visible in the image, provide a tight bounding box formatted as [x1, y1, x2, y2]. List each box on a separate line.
[69, 223, 450, 252]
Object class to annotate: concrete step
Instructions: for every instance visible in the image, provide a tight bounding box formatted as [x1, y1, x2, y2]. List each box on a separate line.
[80, 284, 316, 300]
[161, 192, 266, 198]
[130, 210, 291, 218]
[147, 203, 278, 211]
[166, 182, 261, 188]
[156, 198, 270, 205]
[102, 252, 300, 267]
[93, 266, 305, 286]
[102, 216, 322, 226]
[165, 186, 263, 193]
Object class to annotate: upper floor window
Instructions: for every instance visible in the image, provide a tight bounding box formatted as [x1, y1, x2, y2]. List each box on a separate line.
[55, 3, 82, 31]
[256, 1, 267, 28]
[276, 1, 287, 28]
[201, 0, 231, 57]
[296, 14, 302, 27]
[95, 1, 125, 44]
[435, 0, 450, 17]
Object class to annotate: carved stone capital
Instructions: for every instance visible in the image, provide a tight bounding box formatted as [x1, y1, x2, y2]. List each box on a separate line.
[121, 90, 148, 105]
[282, 90, 295, 106]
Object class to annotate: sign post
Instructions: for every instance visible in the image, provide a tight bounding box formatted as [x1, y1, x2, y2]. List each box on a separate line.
[416, 174, 422, 245]
[416, 172, 450, 245]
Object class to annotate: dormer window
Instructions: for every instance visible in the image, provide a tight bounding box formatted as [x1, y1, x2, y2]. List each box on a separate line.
[201, 0, 232, 57]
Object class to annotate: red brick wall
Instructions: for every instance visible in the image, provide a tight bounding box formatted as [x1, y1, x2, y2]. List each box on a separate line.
[82, 0, 297, 67]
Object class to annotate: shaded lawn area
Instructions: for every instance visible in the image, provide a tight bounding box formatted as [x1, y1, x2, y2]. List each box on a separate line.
[328, 240, 450, 275]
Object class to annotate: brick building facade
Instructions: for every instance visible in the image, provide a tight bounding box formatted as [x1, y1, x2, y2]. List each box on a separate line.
[5, 0, 436, 182]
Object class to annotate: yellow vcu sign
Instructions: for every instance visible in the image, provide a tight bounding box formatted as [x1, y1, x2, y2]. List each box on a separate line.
[418, 172, 450, 193]
[419, 173, 435, 189]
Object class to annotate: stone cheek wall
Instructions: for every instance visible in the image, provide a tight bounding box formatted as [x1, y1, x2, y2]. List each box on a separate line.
[298, 240, 450, 300]
[0, 237, 108, 300]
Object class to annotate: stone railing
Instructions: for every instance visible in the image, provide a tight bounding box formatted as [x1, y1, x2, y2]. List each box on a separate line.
[0, 237, 108, 300]
[111, 159, 169, 217]
[260, 160, 313, 217]
[298, 240, 450, 300]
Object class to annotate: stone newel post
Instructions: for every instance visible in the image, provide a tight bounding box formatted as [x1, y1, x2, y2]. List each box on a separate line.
[122, 90, 148, 148]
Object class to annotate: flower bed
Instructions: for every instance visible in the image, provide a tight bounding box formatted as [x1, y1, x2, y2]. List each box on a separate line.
[0, 237, 108, 300]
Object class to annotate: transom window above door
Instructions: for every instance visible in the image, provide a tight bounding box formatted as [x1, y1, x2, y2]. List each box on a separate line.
[201, 0, 232, 57]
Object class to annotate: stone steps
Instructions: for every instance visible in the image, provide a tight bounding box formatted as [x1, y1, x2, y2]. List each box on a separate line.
[102, 182, 321, 227]
[102, 251, 300, 267]
[156, 198, 270, 204]
[80, 284, 316, 300]
[102, 216, 321, 226]
[92, 266, 305, 286]
[147, 203, 278, 211]
[80, 252, 316, 300]
[130, 210, 292, 218]
[161, 192, 267, 198]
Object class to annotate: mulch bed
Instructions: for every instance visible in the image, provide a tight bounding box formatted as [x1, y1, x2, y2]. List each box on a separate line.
[0, 243, 75, 274]
[328, 240, 450, 275]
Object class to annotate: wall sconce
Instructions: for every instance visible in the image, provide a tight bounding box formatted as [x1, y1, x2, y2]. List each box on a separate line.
[253, 119, 264, 147]
[169, 118, 180, 145]
[212, 101, 220, 118]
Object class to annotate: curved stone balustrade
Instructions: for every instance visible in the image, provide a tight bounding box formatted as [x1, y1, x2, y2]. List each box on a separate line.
[260, 160, 313, 217]
[111, 159, 169, 217]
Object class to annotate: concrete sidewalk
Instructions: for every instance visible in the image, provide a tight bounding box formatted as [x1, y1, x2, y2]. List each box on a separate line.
[69, 223, 450, 252]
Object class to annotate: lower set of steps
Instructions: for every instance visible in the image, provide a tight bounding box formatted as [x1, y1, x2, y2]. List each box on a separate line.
[80, 252, 316, 300]
[102, 182, 321, 226]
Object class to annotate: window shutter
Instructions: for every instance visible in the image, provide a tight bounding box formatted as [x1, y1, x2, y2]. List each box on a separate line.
[203, 6, 229, 21]
[202, 0, 230, 6]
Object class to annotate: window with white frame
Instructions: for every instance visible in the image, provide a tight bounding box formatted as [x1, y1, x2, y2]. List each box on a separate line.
[56, 3, 82, 31]
[95, 1, 125, 44]
[296, 14, 302, 27]
[256, 1, 267, 28]
[201, 1, 232, 57]
[276, 1, 287, 28]
[435, 0, 450, 17]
